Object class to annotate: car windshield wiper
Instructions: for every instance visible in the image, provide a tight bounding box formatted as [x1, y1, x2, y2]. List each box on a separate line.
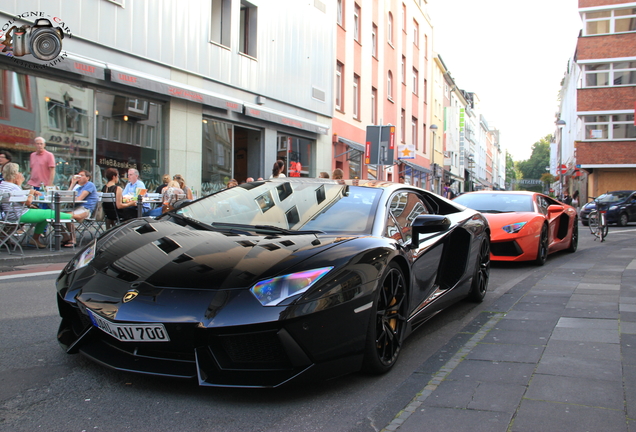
[210, 222, 324, 235]
[169, 213, 254, 235]
[254, 225, 325, 235]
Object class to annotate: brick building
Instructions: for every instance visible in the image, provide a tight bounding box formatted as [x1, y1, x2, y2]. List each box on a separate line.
[571, 0, 636, 196]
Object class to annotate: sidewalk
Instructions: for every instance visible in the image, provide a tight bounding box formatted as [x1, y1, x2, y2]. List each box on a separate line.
[0, 242, 78, 273]
[379, 235, 636, 432]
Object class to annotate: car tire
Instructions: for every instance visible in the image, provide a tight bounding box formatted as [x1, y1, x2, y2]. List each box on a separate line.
[362, 262, 407, 374]
[467, 238, 490, 303]
[567, 219, 578, 253]
[535, 224, 549, 266]
[618, 212, 629, 227]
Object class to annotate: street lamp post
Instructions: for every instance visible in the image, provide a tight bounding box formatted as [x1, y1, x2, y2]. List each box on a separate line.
[556, 119, 566, 199]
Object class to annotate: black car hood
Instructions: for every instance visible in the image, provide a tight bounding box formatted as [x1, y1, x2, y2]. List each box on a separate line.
[88, 218, 352, 290]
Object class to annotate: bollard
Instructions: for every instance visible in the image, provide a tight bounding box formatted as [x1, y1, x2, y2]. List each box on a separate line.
[54, 192, 62, 251]
[137, 194, 143, 218]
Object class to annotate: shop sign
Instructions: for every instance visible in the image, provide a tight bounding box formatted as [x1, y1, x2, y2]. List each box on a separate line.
[0, 124, 35, 144]
[98, 158, 138, 170]
[47, 133, 90, 148]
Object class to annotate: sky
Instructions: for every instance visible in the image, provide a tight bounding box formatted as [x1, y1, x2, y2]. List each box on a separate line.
[428, 0, 582, 162]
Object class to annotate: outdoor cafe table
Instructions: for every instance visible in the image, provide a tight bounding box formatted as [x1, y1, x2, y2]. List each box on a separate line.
[39, 195, 86, 251]
[136, 195, 163, 218]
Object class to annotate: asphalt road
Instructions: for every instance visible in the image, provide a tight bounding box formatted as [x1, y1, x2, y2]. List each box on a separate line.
[1, 225, 635, 432]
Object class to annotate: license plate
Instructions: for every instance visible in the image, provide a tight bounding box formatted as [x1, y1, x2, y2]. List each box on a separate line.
[87, 309, 170, 342]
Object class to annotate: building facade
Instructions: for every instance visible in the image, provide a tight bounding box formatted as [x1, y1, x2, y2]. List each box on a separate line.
[0, 0, 334, 194]
[332, 0, 436, 188]
[566, 0, 636, 196]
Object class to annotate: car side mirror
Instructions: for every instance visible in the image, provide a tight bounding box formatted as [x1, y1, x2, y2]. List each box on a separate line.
[547, 204, 564, 217]
[410, 215, 451, 249]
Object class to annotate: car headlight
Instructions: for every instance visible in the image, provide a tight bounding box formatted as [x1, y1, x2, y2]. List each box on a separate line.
[609, 205, 618, 210]
[250, 267, 333, 306]
[67, 240, 97, 272]
[502, 222, 527, 234]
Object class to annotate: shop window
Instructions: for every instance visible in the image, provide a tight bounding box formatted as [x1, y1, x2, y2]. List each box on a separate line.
[12, 73, 31, 111]
[239, 0, 258, 58]
[277, 134, 312, 178]
[202, 119, 233, 195]
[96, 90, 163, 191]
[210, 0, 232, 47]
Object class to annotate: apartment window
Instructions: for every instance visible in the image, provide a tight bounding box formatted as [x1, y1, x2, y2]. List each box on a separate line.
[47, 100, 64, 130]
[354, 3, 361, 42]
[239, 0, 258, 57]
[413, 20, 419, 46]
[401, 56, 406, 84]
[423, 78, 428, 104]
[372, 23, 378, 57]
[336, 62, 344, 111]
[412, 117, 418, 150]
[387, 71, 393, 100]
[424, 34, 428, 58]
[584, 62, 636, 87]
[12, 73, 30, 111]
[337, 0, 344, 27]
[422, 124, 427, 153]
[584, 7, 636, 35]
[584, 114, 636, 139]
[210, 0, 231, 46]
[388, 13, 393, 45]
[401, 109, 406, 143]
[371, 87, 377, 125]
[402, 3, 407, 30]
[353, 74, 360, 119]
[412, 68, 418, 95]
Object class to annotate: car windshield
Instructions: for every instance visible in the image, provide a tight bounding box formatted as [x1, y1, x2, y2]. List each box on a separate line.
[597, 192, 631, 203]
[454, 193, 534, 213]
[175, 180, 383, 234]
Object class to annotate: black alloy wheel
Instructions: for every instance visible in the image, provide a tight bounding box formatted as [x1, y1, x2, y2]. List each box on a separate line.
[362, 263, 407, 374]
[618, 212, 629, 227]
[535, 224, 549, 266]
[567, 219, 579, 253]
[468, 238, 490, 303]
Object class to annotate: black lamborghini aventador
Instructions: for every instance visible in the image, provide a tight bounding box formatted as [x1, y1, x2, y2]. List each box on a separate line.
[56, 178, 490, 388]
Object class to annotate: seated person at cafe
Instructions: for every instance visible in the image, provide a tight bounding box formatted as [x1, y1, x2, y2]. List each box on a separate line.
[0, 162, 74, 249]
[123, 168, 150, 215]
[101, 168, 138, 228]
[62, 170, 99, 247]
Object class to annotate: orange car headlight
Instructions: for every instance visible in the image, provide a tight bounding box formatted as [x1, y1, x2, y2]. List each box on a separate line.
[502, 222, 527, 234]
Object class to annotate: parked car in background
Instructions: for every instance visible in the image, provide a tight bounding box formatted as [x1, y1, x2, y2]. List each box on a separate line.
[580, 190, 636, 227]
[453, 191, 578, 266]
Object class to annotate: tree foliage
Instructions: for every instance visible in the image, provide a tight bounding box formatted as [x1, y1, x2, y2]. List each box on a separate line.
[517, 135, 552, 181]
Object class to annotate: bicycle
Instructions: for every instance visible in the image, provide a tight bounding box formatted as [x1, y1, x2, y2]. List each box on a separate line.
[587, 196, 609, 242]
